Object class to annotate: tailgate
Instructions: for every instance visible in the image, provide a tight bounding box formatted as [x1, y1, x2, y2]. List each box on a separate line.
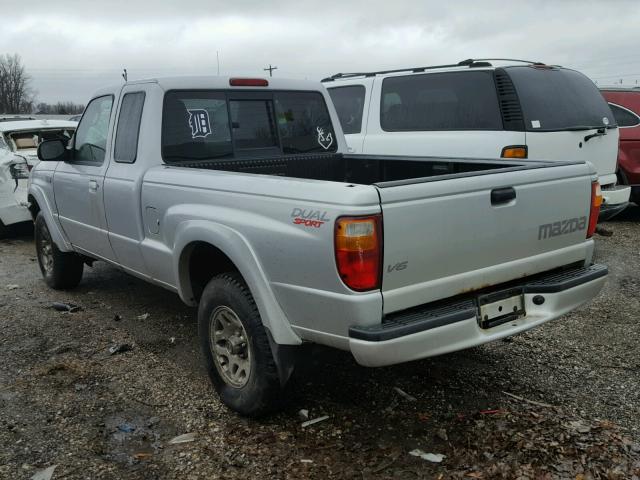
[526, 129, 619, 184]
[377, 162, 595, 314]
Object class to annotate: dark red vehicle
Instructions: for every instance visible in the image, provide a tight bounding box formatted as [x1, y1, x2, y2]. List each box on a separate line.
[601, 88, 640, 204]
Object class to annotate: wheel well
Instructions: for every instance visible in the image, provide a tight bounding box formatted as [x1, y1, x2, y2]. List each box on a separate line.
[183, 242, 238, 302]
[27, 195, 40, 221]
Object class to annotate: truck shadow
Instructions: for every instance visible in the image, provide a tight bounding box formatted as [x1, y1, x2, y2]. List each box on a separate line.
[606, 203, 640, 222]
[74, 260, 546, 420]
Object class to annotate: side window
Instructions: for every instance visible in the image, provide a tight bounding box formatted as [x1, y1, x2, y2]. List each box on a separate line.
[380, 72, 502, 131]
[162, 91, 232, 162]
[114, 92, 145, 163]
[609, 103, 640, 128]
[73, 95, 113, 163]
[328, 86, 366, 135]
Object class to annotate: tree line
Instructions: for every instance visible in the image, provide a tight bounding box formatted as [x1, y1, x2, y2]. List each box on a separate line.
[0, 53, 84, 115]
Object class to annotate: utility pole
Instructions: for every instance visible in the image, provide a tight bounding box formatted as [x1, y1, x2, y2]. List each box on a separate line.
[263, 64, 278, 77]
[216, 51, 220, 75]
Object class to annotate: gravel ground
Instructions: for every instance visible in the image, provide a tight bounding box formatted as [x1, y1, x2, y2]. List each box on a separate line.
[1, 207, 639, 479]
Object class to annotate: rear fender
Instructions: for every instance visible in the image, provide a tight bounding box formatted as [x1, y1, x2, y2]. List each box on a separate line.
[173, 220, 301, 345]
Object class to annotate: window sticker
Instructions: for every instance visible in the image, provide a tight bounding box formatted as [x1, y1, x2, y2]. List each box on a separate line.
[316, 126, 333, 150]
[531, 120, 541, 129]
[187, 109, 212, 139]
[602, 116, 610, 126]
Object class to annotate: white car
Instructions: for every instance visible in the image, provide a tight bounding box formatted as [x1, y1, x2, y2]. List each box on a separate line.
[324, 58, 630, 220]
[0, 117, 77, 236]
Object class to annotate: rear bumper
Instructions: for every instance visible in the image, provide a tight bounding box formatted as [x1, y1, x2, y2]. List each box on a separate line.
[599, 184, 630, 220]
[348, 264, 607, 367]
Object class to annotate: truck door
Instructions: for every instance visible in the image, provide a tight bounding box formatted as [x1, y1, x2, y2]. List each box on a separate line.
[103, 83, 155, 277]
[53, 94, 116, 261]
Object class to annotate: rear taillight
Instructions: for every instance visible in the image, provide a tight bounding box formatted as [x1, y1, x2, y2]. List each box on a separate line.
[335, 215, 382, 291]
[9, 161, 29, 179]
[501, 146, 527, 159]
[587, 181, 602, 238]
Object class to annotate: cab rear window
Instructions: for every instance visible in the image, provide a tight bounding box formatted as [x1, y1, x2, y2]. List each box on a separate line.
[162, 90, 336, 163]
[506, 66, 616, 131]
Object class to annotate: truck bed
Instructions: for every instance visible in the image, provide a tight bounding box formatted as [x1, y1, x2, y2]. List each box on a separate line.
[170, 152, 559, 186]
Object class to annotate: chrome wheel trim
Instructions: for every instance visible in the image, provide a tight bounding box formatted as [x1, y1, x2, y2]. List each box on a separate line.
[209, 306, 251, 388]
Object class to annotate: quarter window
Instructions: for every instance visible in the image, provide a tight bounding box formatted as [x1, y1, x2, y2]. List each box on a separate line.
[380, 71, 502, 131]
[608, 103, 640, 128]
[73, 95, 113, 164]
[328, 85, 366, 134]
[114, 92, 145, 163]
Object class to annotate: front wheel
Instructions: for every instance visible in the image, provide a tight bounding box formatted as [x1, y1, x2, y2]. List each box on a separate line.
[35, 213, 84, 289]
[198, 273, 282, 417]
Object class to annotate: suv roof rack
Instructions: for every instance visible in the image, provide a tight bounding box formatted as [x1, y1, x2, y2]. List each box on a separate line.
[0, 116, 36, 122]
[321, 58, 547, 82]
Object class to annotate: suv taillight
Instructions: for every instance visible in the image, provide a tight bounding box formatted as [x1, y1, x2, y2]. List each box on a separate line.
[587, 182, 602, 238]
[335, 215, 382, 291]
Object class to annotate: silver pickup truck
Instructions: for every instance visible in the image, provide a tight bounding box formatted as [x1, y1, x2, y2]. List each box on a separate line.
[29, 76, 607, 416]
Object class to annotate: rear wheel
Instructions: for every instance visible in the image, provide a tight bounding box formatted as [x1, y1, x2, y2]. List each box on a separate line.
[35, 213, 84, 289]
[198, 272, 282, 416]
[0, 220, 8, 239]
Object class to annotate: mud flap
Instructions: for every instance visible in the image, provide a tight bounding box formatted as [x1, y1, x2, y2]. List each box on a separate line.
[265, 328, 299, 387]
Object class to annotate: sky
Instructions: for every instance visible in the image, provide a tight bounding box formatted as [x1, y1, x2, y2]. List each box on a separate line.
[3, 0, 640, 104]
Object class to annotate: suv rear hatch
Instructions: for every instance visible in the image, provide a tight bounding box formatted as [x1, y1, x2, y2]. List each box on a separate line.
[503, 66, 619, 185]
[377, 161, 595, 314]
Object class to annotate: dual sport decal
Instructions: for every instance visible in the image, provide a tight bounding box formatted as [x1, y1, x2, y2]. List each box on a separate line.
[291, 208, 330, 228]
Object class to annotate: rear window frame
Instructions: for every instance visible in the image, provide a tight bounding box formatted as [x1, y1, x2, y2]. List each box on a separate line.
[379, 70, 504, 132]
[161, 88, 337, 164]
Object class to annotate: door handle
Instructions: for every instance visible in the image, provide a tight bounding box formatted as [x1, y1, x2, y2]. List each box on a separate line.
[89, 180, 99, 192]
[491, 187, 516, 206]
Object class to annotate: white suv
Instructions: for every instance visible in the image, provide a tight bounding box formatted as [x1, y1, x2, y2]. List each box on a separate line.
[324, 58, 630, 219]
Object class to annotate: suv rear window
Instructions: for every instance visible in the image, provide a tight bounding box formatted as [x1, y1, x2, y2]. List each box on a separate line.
[506, 66, 615, 131]
[162, 90, 336, 162]
[380, 71, 502, 131]
[328, 85, 366, 134]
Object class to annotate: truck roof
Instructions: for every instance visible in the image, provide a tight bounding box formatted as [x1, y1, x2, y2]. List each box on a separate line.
[0, 119, 78, 133]
[92, 76, 326, 98]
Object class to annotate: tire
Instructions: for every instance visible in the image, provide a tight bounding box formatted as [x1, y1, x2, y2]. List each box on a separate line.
[0, 219, 9, 239]
[34, 213, 84, 289]
[198, 272, 282, 417]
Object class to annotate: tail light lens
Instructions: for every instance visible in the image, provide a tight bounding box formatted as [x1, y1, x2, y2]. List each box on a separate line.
[587, 181, 602, 238]
[335, 215, 382, 291]
[501, 146, 527, 159]
[9, 161, 30, 179]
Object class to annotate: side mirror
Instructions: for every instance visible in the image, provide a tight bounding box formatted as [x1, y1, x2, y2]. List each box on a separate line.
[37, 139, 68, 161]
